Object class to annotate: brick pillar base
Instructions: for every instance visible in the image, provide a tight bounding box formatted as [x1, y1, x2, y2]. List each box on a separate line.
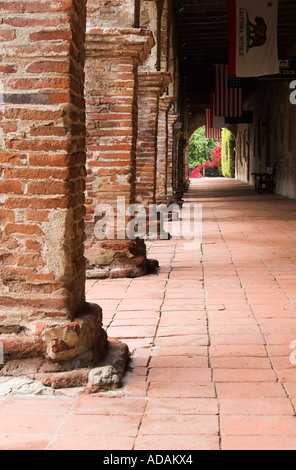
[1, 303, 107, 376]
[85, 239, 148, 279]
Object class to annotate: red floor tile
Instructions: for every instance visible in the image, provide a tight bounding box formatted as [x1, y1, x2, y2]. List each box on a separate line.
[220, 415, 296, 436]
[219, 398, 294, 415]
[58, 414, 141, 437]
[221, 435, 296, 451]
[48, 435, 135, 451]
[3, 178, 296, 450]
[139, 415, 219, 436]
[134, 435, 220, 451]
[145, 398, 218, 415]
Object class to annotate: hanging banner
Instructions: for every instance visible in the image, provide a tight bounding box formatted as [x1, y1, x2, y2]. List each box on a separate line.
[214, 65, 244, 117]
[205, 108, 222, 140]
[210, 93, 226, 129]
[228, 0, 279, 77]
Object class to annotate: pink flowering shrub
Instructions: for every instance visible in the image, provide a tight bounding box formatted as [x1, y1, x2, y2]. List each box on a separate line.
[190, 141, 222, 179]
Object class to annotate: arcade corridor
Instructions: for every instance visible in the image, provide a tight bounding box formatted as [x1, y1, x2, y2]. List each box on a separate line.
[2, 178, 296, 450]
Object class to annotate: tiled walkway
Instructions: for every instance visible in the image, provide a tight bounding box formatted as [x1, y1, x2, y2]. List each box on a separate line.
[2, 178, 296, 450]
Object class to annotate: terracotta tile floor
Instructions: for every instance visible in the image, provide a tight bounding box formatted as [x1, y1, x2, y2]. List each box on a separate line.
[2, 178, 296, 450]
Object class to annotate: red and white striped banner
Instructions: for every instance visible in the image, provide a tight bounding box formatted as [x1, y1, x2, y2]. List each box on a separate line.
[205, 108, 222, 140]
[214, 64, 243, 117]
[210, 93, 226, 129]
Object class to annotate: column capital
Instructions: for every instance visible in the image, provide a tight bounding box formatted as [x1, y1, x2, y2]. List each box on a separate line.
[159, 95, 177, 112]
[86, 28, 155, 65]
[174, 121, 183, 133]
[138, 71, 171, 96]
[168, 112, 179, 126]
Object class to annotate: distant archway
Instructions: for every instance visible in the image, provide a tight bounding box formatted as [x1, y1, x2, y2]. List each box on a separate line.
[188, 126, 221, 179]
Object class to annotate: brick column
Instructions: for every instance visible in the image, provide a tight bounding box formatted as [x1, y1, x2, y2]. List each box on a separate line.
[173, 125, 185, 204]
[172, 122, 184, 204]
[183, 140, 190, 191]
[0, 0, 108, 378]
[167, 112, 179, 203]
[84, 28, 154, 279]
[177, 137, 187, 202]
[156, 96, 176, 205]
[135, 71, 171, 208]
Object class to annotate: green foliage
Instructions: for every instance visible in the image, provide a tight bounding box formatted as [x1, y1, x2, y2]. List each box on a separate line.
[188, 126, 219, 172]
[221, 128, 236, 178]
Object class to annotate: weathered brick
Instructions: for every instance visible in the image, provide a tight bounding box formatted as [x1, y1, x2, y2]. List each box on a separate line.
[7, 77, 71, 90]
[4, 108, 64, 121]
[2, 44, 70, 58]
[0, 29, 16, 41]
[4, 223, 44, 236]
[29, 29, 73, 42]
[26, 210, 50, 222]
[5, 139, 72, 152]
[0, 122, 18, 133]
[26, 60, 70, 74]
[4, 16, 70, 28]
[28, 153, 80, 168]
[0, 181, 23, 194]
[4, 167, 74, 180]
[5, 196, 75, 210]
[30, 126, 68, 137]
[0, 209, 15, 222]
[0, 64, 17, 73]
[0, 1, 75, 13]
[17, 254, 45, 267]
[27, 181, 75, 195]
[0, 337, 45, 360]
[3, 93, 49, 105]
[48, 92, 72, 104]
[25, 239, 43, 251]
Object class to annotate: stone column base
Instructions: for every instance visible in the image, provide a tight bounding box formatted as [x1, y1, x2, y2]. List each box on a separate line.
[85, 239, 149, 279]
[0, 302, 132, 393]
[0, 338, 130, 394]
[0, 303, 108, 377]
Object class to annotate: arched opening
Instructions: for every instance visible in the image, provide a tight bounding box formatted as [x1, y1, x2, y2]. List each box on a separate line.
[188, 126, 221, 179]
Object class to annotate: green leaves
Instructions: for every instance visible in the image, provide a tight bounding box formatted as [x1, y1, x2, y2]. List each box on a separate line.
[188, 126, 219, 172]
[221, 128, 236, 178]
